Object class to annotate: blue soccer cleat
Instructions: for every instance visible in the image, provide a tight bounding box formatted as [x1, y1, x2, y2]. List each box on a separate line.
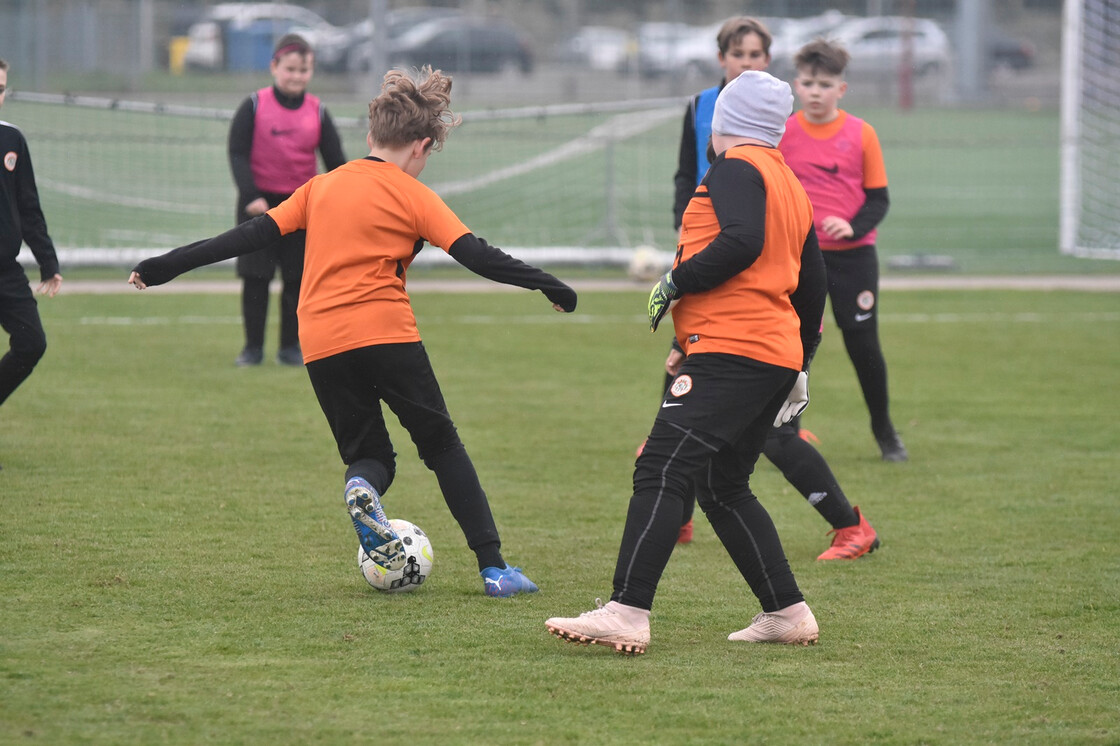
[345, 477, 407, 571]
[480, 564, 539, 597]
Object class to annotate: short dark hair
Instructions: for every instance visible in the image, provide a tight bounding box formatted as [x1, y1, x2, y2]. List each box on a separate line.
[717, 16, 772, 56]
[794, 39, 850, 77]
[273, 33, 312, 60]
[0, 58, 9, 73]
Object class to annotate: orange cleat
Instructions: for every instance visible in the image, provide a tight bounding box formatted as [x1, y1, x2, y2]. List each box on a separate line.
[677, 518, 694, 544]
[799, 428, 820, 444]
[817, 506, 880, 560]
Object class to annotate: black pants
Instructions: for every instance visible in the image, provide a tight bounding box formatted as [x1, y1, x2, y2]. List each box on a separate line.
[822, 245, 896, 439]
[235, 194, 303, 351]
[613, 352, 804, 612]
[305, 342, 503, 570]
[0, 265, 47, 406]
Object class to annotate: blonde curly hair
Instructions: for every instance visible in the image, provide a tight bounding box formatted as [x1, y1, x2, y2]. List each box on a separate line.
[368, 66, 462, 152]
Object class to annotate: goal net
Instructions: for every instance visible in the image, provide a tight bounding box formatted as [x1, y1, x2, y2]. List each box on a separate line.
[1060, 0, 1120, 259]
[11, 91, 682, 270]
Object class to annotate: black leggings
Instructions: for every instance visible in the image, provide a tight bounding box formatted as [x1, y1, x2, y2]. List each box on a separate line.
[305, 342, 504, 570]
[0, 266, 47, 406]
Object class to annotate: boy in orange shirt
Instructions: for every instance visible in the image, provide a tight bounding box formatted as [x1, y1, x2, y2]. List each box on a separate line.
[130, 67, 576, 597]
[779, 39, 907, 462]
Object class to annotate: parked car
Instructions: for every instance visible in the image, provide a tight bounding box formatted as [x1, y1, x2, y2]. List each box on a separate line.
[635, 22, 721, 80]
[382, 16, 534, 74]
[344, 7, 464, 72]
[767, 11, 856, 78]
[829, 16, 953, 76]
[987, 27, 1036, 70]
[557, 25, 633, 72]
[183, 3, 350, 72]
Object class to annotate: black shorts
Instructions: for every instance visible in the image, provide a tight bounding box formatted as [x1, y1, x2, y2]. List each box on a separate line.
[649, 352, 797, 490]
[304, 342, 463, 476]
[822, 244, 880, 331]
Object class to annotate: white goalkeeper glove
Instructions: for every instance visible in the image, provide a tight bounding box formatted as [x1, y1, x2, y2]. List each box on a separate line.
[774, 371, 809, 427]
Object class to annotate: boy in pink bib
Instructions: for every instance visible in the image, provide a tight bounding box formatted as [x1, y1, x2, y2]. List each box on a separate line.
[780, 39, 907, 462]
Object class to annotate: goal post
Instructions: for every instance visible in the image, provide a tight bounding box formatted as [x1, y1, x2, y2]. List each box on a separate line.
[1059, 0, 1120, 259]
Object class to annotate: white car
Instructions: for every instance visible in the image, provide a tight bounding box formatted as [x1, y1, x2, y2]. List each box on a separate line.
[184, 3, 350, 72]
[636, 22, 722, 80]
[829, 16, 953, 77]
[557, 26, 633, 72]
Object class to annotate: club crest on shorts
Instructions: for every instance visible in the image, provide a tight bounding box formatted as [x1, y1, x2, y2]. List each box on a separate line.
[3, 151, 16, 172]
[670, 374, 693, 397]
[857, 290, 875, 311]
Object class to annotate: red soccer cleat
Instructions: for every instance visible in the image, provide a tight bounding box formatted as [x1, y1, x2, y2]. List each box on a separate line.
[817, 506, 880, 560]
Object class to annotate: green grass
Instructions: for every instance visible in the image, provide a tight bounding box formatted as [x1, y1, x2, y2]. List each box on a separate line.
[2, 287, 1118, 744]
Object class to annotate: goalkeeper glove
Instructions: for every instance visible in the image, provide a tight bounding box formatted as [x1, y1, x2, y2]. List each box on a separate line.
[774, 371, 809, 427]
[648, 271, 680, 332]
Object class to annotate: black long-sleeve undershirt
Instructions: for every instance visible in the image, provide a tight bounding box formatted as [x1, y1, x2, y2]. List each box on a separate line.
[848, 186, 889, 241]
[132, 218, 578, 313]
[132, 215, 281, 286]
[447, 234, 577, 312]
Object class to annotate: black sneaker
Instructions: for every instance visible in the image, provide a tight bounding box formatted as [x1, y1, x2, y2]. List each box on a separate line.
[876, 431, 909, 462]
[276, 345, 303, 366]
[235, 347, 263, 366]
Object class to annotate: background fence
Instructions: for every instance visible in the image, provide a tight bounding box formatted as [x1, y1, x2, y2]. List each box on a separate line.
[4, 0, 1110, 274]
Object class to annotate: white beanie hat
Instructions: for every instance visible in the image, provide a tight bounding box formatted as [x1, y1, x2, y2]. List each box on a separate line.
[711, 70, 793, 147]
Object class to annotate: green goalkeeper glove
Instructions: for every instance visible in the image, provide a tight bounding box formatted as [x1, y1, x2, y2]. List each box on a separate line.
[647, 271, 680, 332]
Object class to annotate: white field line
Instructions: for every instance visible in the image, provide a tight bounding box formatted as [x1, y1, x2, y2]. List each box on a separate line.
[37, 178, 216, 214]
[76, 311, 1120, 327]
[429, 107, 679, 196]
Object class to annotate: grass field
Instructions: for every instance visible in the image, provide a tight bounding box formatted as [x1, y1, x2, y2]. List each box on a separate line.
[2, 286, 1117, 744]
[10, 93, 1117, 276]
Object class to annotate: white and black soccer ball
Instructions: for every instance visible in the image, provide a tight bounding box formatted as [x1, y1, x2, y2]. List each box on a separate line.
[628, 245, 670, 282]
[358, 519, 434, 593]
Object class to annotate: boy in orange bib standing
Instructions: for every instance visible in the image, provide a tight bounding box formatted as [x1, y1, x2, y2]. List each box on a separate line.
[780, 39, 907, 461]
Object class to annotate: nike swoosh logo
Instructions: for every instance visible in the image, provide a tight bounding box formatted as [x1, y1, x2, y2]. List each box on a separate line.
[661, 402, 683, 408]
[812, 163, 840, 175]
[854, 312, 873, 322]
[270, 127, 295, 136]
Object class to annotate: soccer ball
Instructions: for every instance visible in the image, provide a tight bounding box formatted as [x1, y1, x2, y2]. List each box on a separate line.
[628, 245, 669, 282]
[358, 519, 434, 593]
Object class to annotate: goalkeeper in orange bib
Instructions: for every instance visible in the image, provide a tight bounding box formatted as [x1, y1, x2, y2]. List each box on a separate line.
[663, 17, 879, 560]
[547, 71, 825, 654]
[130, 67, 576, 598]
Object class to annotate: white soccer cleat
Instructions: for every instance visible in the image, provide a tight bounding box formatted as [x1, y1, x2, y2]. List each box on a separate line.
[727, 601, 819, 645]
[545, 599, 650, 655]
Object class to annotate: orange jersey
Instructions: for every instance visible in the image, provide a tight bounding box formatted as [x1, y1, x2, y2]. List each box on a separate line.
[779, 110, 887, 250]
[672, 145, 815, 370]
[267, 158, 470, 363]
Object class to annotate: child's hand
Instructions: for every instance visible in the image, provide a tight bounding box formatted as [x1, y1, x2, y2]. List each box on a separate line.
[128, 271, 148, 290]
[245, 197, 269, 216]
[36, 274, 63, 298]
[820, 216, 854, 240]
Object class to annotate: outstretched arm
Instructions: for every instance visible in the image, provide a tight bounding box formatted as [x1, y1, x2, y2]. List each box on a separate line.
[129, 215, 281, 289]
[447, 233, 577, 312]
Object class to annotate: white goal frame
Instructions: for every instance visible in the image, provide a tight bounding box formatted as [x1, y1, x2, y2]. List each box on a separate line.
[1059, 0, 1120, 259]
